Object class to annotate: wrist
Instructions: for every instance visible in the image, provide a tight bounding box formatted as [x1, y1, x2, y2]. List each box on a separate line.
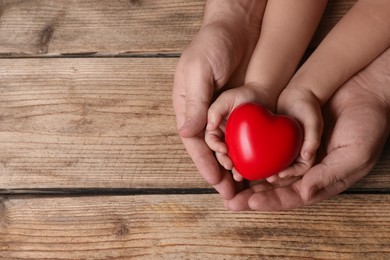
[285, 69, 330, 105]
[244, 77, 288, 109]
[244, 82, 280, 112]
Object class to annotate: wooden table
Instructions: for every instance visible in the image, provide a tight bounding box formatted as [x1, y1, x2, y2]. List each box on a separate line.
[0, 0, 389, 259]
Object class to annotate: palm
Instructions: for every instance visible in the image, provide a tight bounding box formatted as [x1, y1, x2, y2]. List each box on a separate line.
[224, 66, 390, 211]
[173, 20, 262, 199]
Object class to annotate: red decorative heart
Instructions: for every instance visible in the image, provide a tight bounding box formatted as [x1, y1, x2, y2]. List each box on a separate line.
[225, 103, 303, 180]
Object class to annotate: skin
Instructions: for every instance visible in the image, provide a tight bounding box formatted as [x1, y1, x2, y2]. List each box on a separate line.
[172, 0, 267, 199]
[174, 0, 390, 210]
[223, 47, 390, 211]
[205, 0, 327, 181]
[174, 0, 327, 197]
[275, 0, 390, 181]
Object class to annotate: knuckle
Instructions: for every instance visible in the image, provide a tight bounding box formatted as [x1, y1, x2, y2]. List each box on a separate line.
[354, 145, 376, 170]
[324, 171, 340, 186]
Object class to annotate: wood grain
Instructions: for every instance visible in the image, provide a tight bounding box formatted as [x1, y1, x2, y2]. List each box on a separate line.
[0, 1, 388, 259]
[0, 0, 356, 56]
[0, 0, 204, 56]
[0, 58, 389, 191]
[0, 58, 205, 190]
[0, 194, 389, 259]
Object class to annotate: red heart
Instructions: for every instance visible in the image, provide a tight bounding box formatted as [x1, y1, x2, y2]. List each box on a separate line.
[225, 103, 303, 180]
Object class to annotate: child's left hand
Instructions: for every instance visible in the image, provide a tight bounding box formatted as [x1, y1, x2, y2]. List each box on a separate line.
[267, 86, 324, 184]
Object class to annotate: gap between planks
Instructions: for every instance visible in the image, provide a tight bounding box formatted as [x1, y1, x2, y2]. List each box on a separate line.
[0, 53, 182, 59]
[0, 188, 389, 197]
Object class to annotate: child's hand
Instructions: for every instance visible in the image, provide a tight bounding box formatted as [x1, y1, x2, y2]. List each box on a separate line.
[270, 87, 323, 183]
[205, 84, 278, 182]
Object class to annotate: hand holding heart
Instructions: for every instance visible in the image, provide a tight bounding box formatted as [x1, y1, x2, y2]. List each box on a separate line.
[206, 82, 324, 184]
[174, 0, 390, 211]
[205, 83, 305, 182]
[225, 102, 303, 181]
[223, 70, 390, 211]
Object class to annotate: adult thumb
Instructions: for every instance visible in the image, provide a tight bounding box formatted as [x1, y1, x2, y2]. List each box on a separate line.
[300, 146, 370, 203]
[178, 62, 214, 138]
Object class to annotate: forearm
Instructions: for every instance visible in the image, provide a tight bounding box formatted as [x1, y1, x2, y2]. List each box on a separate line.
[290, 0, 390, 104]
[245, 0, 328, 95]
[202, 0, 266, 29]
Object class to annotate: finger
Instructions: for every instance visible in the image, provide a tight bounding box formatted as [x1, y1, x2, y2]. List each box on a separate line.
[182, 136, 235, 200]
[204, 128, 227, 154]
[268, 176, 302, 188]
[223, 188, 254, 211]
[216, 152, 233, 171]
[266, 174, 281, 183]
[177, 59, 214, 138]
[295, 103, 323, 162]
[214, 169, 237, 200]
[248, 183, 304, 211]
[232, 168, 244, 182]
[207, 91, 237, 131]
[277, 155, 310, 179]
[223, 181, 280, 211]
[180, 135, 228, 193]
[300, 145, 374, 202]
[266, 175, 302, 186]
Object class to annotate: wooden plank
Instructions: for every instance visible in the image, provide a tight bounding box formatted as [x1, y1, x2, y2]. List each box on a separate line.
[0, 58, 205, 189]
[0, 194, 389, 259]
[0, 58, 389, 190]
[0, 0, 204, 56]
[0, 0, 356, 56]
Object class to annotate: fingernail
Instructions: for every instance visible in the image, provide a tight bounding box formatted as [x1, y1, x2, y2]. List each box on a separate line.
[267, 175, 278, 183]
[278, 172, 287, 178]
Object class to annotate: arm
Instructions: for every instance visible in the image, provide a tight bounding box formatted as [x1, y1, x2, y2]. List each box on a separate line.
[225, 47, 390, 211]
[202, 0, 265, 28]
[205, 0, 327, 182]
[288, 0, 390, 103]
[245, 0, 328, 110]
[275, 0, 390, 179]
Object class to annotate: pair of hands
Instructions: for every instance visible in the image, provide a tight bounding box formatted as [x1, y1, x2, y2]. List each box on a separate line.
[173, 22, 390, 211]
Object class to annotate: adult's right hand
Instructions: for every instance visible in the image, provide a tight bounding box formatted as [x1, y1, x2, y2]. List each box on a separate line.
[222, 47, 390, 211]
[172, 0, 266, 199]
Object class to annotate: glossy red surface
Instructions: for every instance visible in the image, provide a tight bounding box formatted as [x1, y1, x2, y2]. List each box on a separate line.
[225, 103, 303, 180]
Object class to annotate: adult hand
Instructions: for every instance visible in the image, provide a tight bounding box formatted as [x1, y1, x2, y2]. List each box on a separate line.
[223, 47, 390, 211]
[172, 1, 266, 199]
